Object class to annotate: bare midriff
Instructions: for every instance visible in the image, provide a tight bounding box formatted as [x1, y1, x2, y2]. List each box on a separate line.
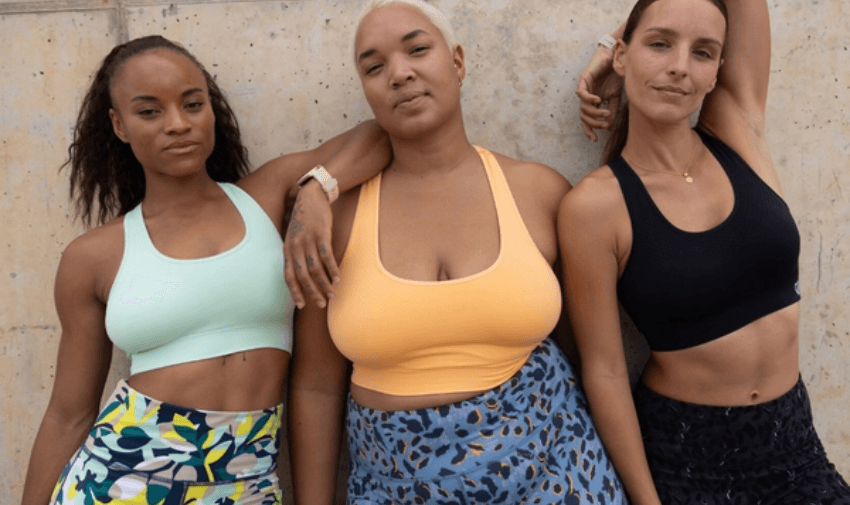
[642, 303, 801, 406]
[128, 348, 289, 411]
[351, 383, 490, 411]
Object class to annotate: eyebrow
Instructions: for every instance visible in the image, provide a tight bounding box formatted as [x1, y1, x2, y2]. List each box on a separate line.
[130, 87, 204, 103]
[645, 27, 723, 48]
[357, 29, 430, 64]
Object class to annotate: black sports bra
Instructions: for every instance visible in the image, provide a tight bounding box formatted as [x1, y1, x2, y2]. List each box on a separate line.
[611, 129, 800, 351]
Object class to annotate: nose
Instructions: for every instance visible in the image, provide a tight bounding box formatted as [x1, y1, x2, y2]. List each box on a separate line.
[667, 45, 690, 78]
[164, 105, 191, 134]
[388, 57, 415, 89]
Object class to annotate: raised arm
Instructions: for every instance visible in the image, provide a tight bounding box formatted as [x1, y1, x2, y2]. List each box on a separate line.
[21, 234, 115, 505]
[577, 23, 626, 142]
[240, 120, 390, 309]
[558, 177, 661, 505]
[698, 0, 771, 137]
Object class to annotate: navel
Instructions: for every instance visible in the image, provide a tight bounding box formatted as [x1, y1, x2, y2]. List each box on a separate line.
[749, 390, 760, 403]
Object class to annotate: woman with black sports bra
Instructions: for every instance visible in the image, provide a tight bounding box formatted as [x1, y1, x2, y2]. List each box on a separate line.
[562, 0, 850, 503]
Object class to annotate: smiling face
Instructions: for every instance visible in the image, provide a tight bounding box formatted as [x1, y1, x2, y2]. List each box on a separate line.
[614, 0, 726, 125]
[354, 3, 465, 140]
[108, 49, 216, 181]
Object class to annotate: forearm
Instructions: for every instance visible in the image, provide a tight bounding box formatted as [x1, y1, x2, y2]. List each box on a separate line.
[320, 119, 390, 193]
[582, 368, 661, 505]
[22, 410, 96, 505]
[288, 389, 347, 505]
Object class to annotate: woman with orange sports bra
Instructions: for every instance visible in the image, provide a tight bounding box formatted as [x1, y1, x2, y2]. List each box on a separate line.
[288, 1, 627, 504]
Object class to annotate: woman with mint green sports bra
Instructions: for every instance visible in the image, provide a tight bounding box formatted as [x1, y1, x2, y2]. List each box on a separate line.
[288, 2, 627, 504]
[21, 35, 388, 505]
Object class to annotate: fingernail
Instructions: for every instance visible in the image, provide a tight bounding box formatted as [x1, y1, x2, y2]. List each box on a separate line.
[297, 302, 305, 309]
[333, 277, 341, 284]
[318, 300, 327, 309]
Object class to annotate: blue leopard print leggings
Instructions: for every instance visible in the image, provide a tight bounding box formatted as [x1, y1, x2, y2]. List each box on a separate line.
[345, 338, 628, 504]
[635, 377, 850, 504]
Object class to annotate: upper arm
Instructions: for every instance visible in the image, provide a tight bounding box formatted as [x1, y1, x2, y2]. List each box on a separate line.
[47, 236, 114, 423]
[290, 305, 350, 396]
[699, 0, 771, 138]
[557, 176, 629, 378]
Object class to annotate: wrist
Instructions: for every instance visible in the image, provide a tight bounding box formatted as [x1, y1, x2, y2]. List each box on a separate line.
[297, 165, 339, 203]
[597, 34, 616, 51]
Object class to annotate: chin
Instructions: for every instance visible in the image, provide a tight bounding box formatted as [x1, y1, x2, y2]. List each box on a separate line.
[641, 103, 700, 127]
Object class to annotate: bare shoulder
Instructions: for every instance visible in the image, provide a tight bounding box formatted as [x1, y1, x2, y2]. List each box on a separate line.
[59, 217, 125, 302]
[559, 165, 627, 242]
[64, 217, 123, 263]
[490, 151, 572, 212]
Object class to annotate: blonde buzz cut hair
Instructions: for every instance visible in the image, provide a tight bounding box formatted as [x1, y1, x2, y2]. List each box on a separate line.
[353, 0, 457, 61]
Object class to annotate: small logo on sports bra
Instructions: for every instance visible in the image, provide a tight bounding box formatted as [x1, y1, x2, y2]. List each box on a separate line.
[794, 280, 800, 296]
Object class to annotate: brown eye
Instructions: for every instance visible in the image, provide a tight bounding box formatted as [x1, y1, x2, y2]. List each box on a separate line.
[365, 63, 382, 75]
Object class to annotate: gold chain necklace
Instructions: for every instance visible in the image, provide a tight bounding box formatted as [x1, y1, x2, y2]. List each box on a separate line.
[626, 137, 699, 184]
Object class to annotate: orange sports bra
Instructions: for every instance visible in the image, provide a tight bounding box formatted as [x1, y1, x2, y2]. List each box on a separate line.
[327, 147, 562, 396]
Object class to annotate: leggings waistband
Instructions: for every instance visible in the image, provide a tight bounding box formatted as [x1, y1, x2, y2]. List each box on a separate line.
[346, 338, 583, 481]
[84, 380, 282, 483]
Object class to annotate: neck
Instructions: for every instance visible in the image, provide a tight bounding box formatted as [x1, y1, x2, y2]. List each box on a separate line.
[621, 110, 698, 173]
[387, 110, 476, 177]
[141, 170, 222, 216]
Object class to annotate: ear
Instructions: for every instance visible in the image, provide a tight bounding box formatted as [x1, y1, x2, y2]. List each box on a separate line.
[612, 39, 627, 77]
[707, 58, 724, 93]
[109, 108, 130, 144]
[452, 44, 466, 84]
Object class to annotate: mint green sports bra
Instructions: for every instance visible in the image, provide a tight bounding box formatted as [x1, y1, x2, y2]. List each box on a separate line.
[105, 183, 293, 375]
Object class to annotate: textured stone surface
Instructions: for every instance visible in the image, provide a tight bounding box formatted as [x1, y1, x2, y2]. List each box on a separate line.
[1, 1, 848, 502]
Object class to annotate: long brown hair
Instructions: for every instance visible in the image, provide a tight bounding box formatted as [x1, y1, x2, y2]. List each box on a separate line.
[63, 35, 250, 227]
[602, 0, 728, 166]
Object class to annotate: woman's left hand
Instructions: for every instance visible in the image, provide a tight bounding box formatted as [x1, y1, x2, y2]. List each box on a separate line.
[577, 47, 623, 142]
[284, 181, 339, 309]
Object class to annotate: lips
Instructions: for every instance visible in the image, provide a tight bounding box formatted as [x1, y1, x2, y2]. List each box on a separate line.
[653, 85, 689, 96]
[163, 140, 200, 154]
[394, 91, 427, 109]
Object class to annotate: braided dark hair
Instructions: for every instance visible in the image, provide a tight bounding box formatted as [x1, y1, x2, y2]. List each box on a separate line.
[63, 35, 250, 227]
[602, 0, 728, 166]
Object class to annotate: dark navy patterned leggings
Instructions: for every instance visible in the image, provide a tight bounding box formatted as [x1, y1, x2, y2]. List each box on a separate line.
[345, 338, 628, 504]
[634, 377, 850, 505]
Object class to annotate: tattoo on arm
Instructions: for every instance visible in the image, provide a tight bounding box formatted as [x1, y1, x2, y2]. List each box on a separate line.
[287, 219, 303, 239]
[286, 198, 304, 239]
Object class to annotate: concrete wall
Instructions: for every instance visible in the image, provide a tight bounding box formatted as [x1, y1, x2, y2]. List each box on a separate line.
[2, 0, 848, 502]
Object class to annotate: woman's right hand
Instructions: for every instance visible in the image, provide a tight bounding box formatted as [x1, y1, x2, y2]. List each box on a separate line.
[284, 181, 339, 309]
[577, 46, 623, 142]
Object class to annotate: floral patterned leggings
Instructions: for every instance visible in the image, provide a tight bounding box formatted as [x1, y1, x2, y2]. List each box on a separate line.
[50, 380, 282, 505]
[635, 377, 850, 505]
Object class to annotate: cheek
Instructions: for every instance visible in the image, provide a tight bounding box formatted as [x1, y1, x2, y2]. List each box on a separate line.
[694, 65, 720, 92]
[362, 82, 389, 118]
